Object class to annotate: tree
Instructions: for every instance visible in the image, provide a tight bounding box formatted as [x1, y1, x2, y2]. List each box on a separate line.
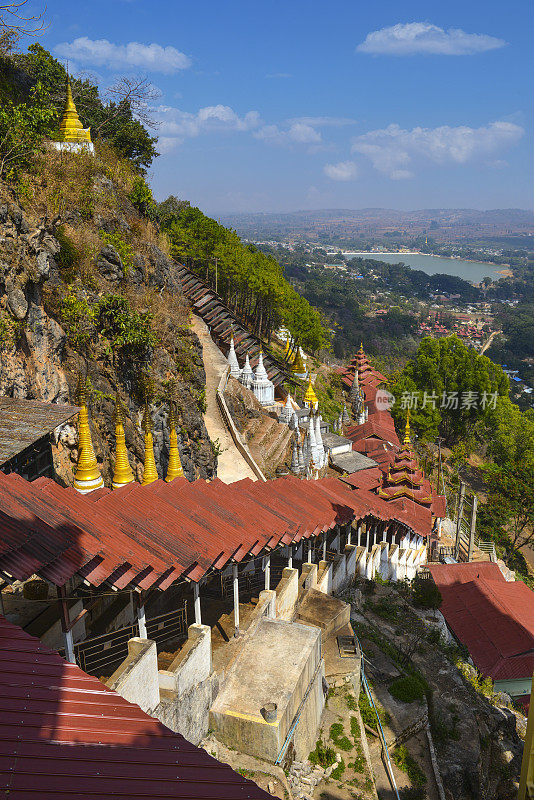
[481, 462, 534, 555]
[0, 81, 56, 176]
[389, 336, 509, 445]
[0, 0, 46, 55]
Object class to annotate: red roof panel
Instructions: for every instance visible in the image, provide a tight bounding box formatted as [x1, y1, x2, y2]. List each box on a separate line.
[0, 615, 271, 799]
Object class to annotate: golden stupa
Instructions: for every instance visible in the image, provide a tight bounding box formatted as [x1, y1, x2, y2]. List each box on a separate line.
[141, 403, 159, 486]
[73, 377, 104, 494]
[55, 79, 93, 150]
[112, 395, 134, 490]
[165, 404, 184, 482]
[303, 376, 318, 409]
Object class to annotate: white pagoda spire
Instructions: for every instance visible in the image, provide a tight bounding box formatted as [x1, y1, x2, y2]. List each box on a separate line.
[239, 353, 254, 390]
[280, 393, 293, 424]
[314, 413, 325, 469]
[227, 335, 241, 379]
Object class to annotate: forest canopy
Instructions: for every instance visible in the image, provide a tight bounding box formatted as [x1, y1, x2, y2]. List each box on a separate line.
[156, 201, 330, 352]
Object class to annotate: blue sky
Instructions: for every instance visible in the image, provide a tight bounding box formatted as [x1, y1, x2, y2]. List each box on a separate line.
[37, 0, 533, 214]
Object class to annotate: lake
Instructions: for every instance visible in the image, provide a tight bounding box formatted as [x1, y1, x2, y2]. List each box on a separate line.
[341, 252, 500, 285]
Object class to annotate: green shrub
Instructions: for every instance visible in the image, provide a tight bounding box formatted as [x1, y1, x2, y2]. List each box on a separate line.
[309, 738, 336, 768]
[392, 745, 426, 786]
[59, 288, 95, 350]
[331, 757, 345, 781]
[129, 174, 154, 215]
[365, 597, 399, 621]
[411, 577, 442, 609]
[389, 676, 426, 704]
[100, 231, 135, 277]
[329, 722, 353, 751]
[54, 225, 80, 282]
[96, 293, 158, 358]
[358, 690, 390, 728]
[0, 311, 15, 347]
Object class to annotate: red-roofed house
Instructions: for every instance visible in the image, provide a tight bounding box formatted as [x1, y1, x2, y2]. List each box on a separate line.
[427, 565, 534, 701]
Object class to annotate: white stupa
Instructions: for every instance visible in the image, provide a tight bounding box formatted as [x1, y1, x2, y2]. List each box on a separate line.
[227, 336, 241, 379]
[239, 353, 254, 390]
[251, 351, 275, 406]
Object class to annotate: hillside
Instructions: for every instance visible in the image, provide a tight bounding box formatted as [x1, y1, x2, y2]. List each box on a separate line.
[0, 151, 217, 484]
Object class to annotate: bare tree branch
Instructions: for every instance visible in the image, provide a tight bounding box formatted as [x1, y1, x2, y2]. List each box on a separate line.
[0, 0, 47, 37]
[102, 75, 161, 130]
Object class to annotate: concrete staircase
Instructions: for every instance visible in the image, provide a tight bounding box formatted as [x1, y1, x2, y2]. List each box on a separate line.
[244, 416, 293, 477]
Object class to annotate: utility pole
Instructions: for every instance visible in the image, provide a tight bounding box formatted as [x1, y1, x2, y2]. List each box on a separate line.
[454, 482, 466, 561]
[467, 495, 478, 563]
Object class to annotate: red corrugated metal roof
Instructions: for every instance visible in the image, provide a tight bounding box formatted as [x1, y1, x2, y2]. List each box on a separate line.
[435, 575, 534, 683]
[0, 615, 271, 799]
[427, 562, 507, 587]
[0, 470, 432, 591]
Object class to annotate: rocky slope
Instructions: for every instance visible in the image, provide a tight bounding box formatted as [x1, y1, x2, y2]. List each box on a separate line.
[0, 170, 217, 484]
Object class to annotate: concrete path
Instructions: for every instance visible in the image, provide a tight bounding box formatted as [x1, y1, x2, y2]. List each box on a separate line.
[191, 314, 257, 484]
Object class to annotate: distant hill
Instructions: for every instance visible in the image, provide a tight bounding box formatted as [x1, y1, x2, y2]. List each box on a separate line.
[220, 208, 534, 245]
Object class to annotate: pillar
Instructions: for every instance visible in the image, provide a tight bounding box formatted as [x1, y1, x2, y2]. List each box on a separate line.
[193, 581, 202, 625]
[264, 554, 271, 590]
[382, 524, 388, 544]
[467, 496, 478, 563]
[307, 541, 312, 564]
[357, 523, 361, 548]
[57, 586, 76, 664]
[347, 524, 352, 546]
[288, 546, 293, 569]
[454, 482, 466, 561]
[322, 535, 327, 561]
[137, 599, 147, 639]
[232, 564, 240, 636]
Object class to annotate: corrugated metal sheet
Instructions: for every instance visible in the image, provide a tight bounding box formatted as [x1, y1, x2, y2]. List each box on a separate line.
[0, 615, 271, 799]
[0, 469, 434, 592]
[436, 575, 534, 682]
[0, 398, 79, 465]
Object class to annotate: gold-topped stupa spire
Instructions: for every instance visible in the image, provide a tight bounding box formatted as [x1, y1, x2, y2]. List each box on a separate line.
[73, 375, 104, 494]
[403, 409, 412, 447]
[165, 403, 184, 482]
[112, 395, 134, 490]
[303, 376, 319, 409]
[58, 78, 92, 144]
[141, 402, 158, 486]
[291, 347, 306, 374]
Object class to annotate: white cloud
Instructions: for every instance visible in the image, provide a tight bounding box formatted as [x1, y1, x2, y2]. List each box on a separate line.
[356, 22, 506, 56]
[289, 116, 357, 128]
[350, 121, 524, 178]
[55, 37, 191, 73]
[265, 72, 293, 79]
[255, 121, 322, 146]
[156, 104, 261, 149]
[323, 161, 359, 181]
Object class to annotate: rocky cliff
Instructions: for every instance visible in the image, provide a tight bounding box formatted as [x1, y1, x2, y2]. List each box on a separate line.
[0, 165, 217, 484]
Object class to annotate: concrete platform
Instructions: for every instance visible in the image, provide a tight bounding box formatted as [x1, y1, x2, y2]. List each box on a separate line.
[210, 617, 324, 762]
[296, 588, 350, 637]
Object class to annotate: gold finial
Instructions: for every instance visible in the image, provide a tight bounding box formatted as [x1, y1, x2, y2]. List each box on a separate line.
[166, 403, 184, 482]
[403, 410, 412, 446]
[112, 395, 134, 490]
[303, 376, 318, 409]
[73, 374, 104, 494]
[141, 402, 158, 485]
[58, 78, 92, 144]
[359, 341, 364, 353]
[291, 347, 305, 374]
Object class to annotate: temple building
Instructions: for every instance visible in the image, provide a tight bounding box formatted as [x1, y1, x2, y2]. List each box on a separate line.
[52, 79, 94, 154]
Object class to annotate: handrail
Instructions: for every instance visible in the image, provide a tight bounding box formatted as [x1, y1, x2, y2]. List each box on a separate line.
[355, 634, 400, 800]
[215, 365, 267, 482]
